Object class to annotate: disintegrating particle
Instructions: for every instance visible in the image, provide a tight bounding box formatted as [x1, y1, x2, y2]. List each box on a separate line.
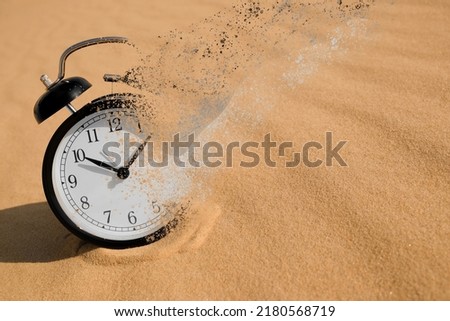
[122, 0, 374, 134]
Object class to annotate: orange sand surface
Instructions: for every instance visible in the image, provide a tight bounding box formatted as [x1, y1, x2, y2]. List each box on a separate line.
[0, 0, 449, 300]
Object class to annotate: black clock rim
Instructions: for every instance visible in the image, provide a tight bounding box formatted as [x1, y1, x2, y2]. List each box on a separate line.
[42, 93, 167, 249]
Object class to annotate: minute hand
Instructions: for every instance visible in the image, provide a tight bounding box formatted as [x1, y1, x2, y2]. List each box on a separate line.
[125, 135, 151, 168]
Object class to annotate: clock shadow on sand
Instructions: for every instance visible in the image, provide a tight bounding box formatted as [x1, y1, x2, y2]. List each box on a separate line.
[0, 201, 222, 264]
[0, 202, 89, 263]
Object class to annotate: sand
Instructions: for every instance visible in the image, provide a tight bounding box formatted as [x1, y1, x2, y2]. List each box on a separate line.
[0, 0, 449, 300]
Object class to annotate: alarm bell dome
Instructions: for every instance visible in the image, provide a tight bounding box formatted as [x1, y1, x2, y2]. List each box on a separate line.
[34, 76, 91, 123]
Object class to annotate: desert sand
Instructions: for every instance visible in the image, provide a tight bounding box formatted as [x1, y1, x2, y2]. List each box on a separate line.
[0, 0, 448, 300]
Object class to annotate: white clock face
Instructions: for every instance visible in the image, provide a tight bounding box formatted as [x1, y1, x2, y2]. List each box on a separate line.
[50, 106, 173, 242]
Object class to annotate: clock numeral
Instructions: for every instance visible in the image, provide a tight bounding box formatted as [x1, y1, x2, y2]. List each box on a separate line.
[80, 196, 90, 210]
[72, 149, 86, 163]
[67, 175, 77, 188]
[152, 200, 161, 214]
[103, 210, 111, 224]
[128, 211, 137, 225]
[108, 117, 122, 132]
[86, 129, 99, 143]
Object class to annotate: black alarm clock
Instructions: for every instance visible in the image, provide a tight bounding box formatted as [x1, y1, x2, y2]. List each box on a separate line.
[34, 37, 174, 248]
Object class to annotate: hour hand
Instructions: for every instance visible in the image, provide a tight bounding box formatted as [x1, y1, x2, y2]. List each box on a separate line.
[85, 157, 119, 173]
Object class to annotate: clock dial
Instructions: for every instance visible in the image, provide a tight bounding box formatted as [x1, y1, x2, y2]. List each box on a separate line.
[43, 95, 174, 247]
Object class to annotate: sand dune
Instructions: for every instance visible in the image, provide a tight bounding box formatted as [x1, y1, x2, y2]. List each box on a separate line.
[0, 0, 448, 300]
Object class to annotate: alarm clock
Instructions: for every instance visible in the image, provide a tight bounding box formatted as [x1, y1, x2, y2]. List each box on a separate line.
[34, 37, 174, 248]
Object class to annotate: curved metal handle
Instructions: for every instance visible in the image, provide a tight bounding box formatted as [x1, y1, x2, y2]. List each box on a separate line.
[50, 36, 129, 88]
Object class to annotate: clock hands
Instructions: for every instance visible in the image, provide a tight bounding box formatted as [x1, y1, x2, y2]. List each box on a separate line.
[83, 136, 149, 179]
[85, 157, 129, 179]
